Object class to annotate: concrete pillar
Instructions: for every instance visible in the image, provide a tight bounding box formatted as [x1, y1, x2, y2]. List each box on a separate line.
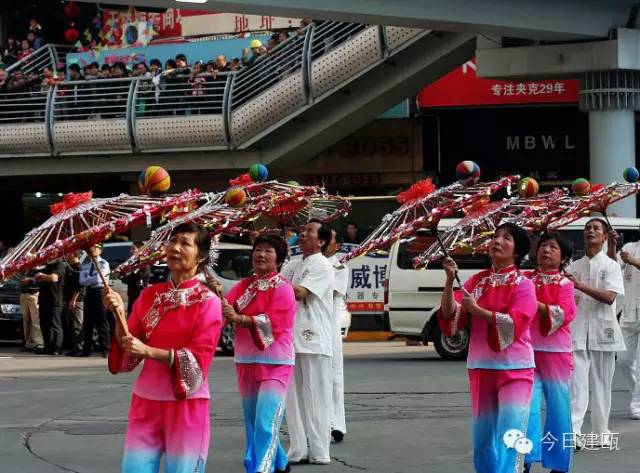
[581, 70, 640, 217]
[588, 110, 636, 217]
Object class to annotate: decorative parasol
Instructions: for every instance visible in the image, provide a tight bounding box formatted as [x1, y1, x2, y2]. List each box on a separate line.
[0, 189, 203, 334]
[113, 181, 351, 278]
[341, 175, 519, 263]
[413, 182, 640, 268]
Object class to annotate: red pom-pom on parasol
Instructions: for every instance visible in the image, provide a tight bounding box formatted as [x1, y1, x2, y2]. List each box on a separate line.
[50, 191, 93, 215]
[229, 173, 253, 186]
[396, 179, 437, 204]
[462, 196, 491, 219]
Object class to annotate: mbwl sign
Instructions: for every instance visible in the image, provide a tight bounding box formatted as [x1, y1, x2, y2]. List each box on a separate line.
[506, 134, 576, 151]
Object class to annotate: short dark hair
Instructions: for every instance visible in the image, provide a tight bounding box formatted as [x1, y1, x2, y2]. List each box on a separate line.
[101, 64, 110, 71]
[537, 232, 572, 268]
[585, 217, 610, 233]
[165, 59, 177, 68]
[68, 63, 81, 72]
[150, 58, 162, 67]
[495, 223, 531, 267]
[346, 221, 358, 228]
[309, 218, 332, 253]
[252, 234, 288, 269]
[170, 223, 211, 269]
[89, 62, 99, 69]
[331, 228, 342, 244]
[175, 53, 187, 63]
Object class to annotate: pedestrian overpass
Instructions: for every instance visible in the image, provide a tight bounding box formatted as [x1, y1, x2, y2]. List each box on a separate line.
[0, 22, 474, 176]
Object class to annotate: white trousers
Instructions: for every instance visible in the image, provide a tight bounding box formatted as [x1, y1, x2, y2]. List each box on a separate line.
[618, 317, 640, 416]
[331, 327, 347, 434]
[571, 349, 616, 435]
[286, 353, 332, 462]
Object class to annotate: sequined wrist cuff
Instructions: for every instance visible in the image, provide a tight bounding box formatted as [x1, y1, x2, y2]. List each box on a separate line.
[250, 314, 275, 351]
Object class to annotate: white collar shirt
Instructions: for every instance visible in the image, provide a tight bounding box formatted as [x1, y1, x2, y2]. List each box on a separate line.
[619, 241, 640, 323]
[568, 250, 626, 351]
[281, 252, 335, 356]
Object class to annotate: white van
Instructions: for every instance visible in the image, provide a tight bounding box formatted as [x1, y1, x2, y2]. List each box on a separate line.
[383, 217, 640, 360]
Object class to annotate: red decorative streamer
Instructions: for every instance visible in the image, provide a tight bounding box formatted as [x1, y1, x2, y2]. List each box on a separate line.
[50, 191, 93, 215]
[396, 179, 437, 204]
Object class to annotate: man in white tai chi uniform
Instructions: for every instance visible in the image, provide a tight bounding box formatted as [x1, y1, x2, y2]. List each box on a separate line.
[282, 219, 335, 465]
[324, 228, 348, 442]
[617, 235, 640, 420]
[566, 218, 626, 448]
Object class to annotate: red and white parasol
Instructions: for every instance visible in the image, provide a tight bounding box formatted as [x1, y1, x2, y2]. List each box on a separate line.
[0, 189, 203, 334]
[341, 176, 519, 263]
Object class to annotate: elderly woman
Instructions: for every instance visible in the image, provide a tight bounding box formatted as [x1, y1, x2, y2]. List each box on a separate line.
[439, 223, 537, 473]
[213, 234, 296, 473]
[523, 233, 576, 473]
[104, 223, 222, 473]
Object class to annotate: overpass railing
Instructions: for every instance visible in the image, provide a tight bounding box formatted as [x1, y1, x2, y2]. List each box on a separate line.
[0, 23, 426, 157]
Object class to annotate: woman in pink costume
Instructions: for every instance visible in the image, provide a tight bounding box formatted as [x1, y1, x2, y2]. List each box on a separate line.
[217, 234, 296, 473]
[105, 223, 222, 473]
[440, 223, 537, 473]
[524, 233, 576, 473]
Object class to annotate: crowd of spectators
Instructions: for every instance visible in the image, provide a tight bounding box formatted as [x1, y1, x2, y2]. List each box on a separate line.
[1, 19, 44, 68]
[0, 18, 364, 121]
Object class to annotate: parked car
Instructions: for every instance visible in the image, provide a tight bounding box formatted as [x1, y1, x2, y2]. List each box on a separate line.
[0, 278, 23, 340]
[383, 217, 640, 361]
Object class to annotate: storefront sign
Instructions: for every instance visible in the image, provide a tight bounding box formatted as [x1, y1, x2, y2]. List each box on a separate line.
[418, 59, 579, 107]
[431, 108, 589, 182]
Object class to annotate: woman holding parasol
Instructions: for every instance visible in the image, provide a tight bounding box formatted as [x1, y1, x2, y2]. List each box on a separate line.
[104, 222, 222, 473]
[523, 232, 576, 473]
[439, 223, 537, 473]
[208, 233, 297, 473]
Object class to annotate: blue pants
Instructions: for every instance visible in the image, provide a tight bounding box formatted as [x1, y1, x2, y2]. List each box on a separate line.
[237, 363, 293, 473]
[526, 351, 573, 472]
[469, 368, 534, 473]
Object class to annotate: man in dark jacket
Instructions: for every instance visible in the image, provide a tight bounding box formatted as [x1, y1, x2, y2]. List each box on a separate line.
[34, 259, 66, 355]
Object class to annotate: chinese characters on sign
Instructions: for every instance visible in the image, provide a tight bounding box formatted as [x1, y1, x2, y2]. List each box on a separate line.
[350, 264, 386, 290]
[418, 58, 579, 107]
[346, 256, 387, 312]
[490, 81, 567, 97]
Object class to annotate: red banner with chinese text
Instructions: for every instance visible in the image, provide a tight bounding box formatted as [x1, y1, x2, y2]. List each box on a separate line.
[418, 59, 579, 107]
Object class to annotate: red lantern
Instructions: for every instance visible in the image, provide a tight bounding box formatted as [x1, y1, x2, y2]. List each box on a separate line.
[64, 1, 81, 19]
[64, 24, 80, 43]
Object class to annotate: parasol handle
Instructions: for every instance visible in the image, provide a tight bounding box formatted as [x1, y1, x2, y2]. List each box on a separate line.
[91, 256, 130, 338]
[599, 206, 620, 251]
[432, 228, 462, 287]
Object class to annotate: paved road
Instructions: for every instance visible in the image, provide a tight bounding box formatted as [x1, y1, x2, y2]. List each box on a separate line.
[0, 341, 638, 472]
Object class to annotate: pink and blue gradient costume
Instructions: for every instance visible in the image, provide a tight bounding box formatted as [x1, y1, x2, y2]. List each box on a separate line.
[523, 270, 576, 472]
[108, 278, 222, 473]
[225, 271, 297, 473]
[440, 265, 537, 473]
